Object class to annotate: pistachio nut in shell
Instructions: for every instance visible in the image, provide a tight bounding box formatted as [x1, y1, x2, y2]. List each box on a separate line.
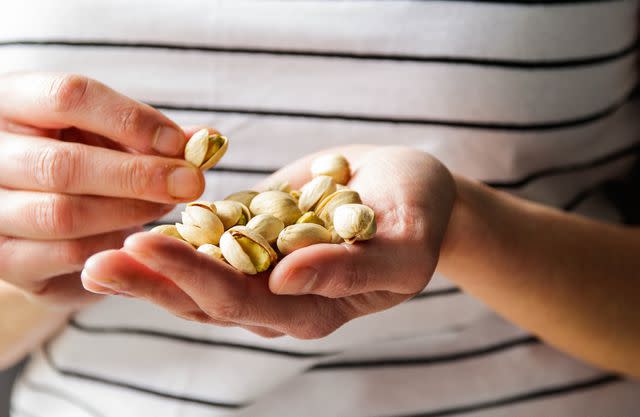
[213, 200, 251, 229]
[177, 205, 224, 246]
[310, 154, 351, 185]
[315, 189, 362, 226]
[246, 214, 285, 244]
[290, 189, 301, 201]
[277, 223, 332, 255]
[225, 190, 258, 207]
[266, 180, 291, 193]
[298, 175, 337, 212]
[296, 211, 324, 227]
[219, 226, 278, 275]
[184, 128, 229, 171]
[187, 200, 217, 213]
[249, 191, 302, 226]
[333, 204, 377, 244]
[197, 244, 224, 261]
[150, 224, 184, 241]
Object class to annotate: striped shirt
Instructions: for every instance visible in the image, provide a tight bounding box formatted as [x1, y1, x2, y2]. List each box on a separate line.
[3, 0, 640, 416]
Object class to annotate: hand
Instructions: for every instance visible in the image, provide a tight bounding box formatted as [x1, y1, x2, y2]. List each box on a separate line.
[82, 146, 456, 338]
[0, 72, 206, 309]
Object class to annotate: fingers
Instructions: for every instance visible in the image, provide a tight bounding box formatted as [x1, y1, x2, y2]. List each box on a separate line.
[269, 240, 434, 298]
[0, 133, 204, 203]
[82, 249, 283, 337]
[0, 229, 138, 290]
[120, 233, 350, 339]
[24, 272, 103, 308]
[0, 188, 172, 239]
[0, 72, 186, 156]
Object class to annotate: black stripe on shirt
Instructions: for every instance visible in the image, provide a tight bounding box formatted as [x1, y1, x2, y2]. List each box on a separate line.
[18, 378, 106, 417]
[390, 374, 622, 417]
[203, 140, 640, 193]
[0, 38, 635, 68]
[486, 142, 640, 189]
[311, 335, 539, 370]
[150, 96, 629, 131]
[69, 319, 337, 358]
[42, 344, 246, 409]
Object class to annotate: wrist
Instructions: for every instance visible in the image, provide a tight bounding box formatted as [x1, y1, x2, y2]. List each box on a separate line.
[437, 175, 499, 276]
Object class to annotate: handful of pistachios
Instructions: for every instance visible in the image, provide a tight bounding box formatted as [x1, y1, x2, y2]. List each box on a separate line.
[151, 129, 376, 275]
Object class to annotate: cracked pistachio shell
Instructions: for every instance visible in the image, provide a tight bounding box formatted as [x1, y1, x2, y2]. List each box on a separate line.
[266, 180, 292, 193]
[225, 190, 258, 208]
[150, 224, 184, 240]
[310, 154, 351, 185]
[329, 227, 344, 244]
[187, 201, 217, 213]
[177, 205, 224, 246]
[315, 189, 362, 227]
[249, 191, 302, 226]
[277, 223, 332, 255]
[298, 175, 337, 212]
[246, 214, 285, 244]
[219, 226, 278, 275]
[296, 211, 324, 227]
[333, 204, 377, 244]
[197, 244, 224, 261]
[213, 200, 251, 230]
[290, 189, 301, 201]
[184, 128, 229, 171]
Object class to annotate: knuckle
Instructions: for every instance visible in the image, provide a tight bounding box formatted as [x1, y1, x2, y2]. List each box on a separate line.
[206, 300, 244, 322]
[31, 145, 80, 191]
[115, 104, 145, 136]
[326, 261, 364, 297]
[32, 194, 77, 236]
[120, 158, 152, 197]
[48, 74, 90, 113]
[296, 321, 339, 340]
[59, 240, 90, 268]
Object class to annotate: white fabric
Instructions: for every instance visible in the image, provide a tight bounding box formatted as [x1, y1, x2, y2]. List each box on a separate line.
[3, 1, 640, 416]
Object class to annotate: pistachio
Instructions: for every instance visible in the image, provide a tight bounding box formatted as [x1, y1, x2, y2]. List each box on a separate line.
[296, 211, 324, 227]
[219, 226, 278, 275]
[315, 189, 362, 227]
[197, 244, 224, 261]
[184, 128, 229, 171]
[277, 223, 332, 255]
[290, 189, 301, 201]
[333, 204, 376, 243]
[246, 214, 285, 244]
[150, 224, 184, 240]
[266, 180, 291, 193]
[213, 200, 251, 229]
[310, 154, 351, 185]
[176, 204, 224, 246]
[187, 201, 217, 212]
[249, 191, 302, 226]
[298, 175, 337, 212]
[329, 227, 344, 244]
[225, 190, 258, 208]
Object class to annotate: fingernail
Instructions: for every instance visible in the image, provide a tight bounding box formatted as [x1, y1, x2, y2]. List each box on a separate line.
[277, 267, 318, 295]
[167, 166, 202, 199]
[81, 270, 120, 295]
[153, 126, 185, 156]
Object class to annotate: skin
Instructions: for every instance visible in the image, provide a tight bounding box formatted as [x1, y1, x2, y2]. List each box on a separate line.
[0, 73, 638, 378]
[0, 71, 209, 362]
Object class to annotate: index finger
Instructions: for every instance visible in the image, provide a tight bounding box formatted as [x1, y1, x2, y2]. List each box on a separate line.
[0, 72, 186, 156]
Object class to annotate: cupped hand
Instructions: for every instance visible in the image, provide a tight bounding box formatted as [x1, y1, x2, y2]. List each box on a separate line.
[82, 146, 456, 338]
[0, 72, 207, 308]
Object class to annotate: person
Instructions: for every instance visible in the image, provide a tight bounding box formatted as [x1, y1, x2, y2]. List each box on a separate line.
[1, 1, 639, 416]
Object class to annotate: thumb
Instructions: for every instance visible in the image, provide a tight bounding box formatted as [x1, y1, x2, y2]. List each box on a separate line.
[269, 240, 433, 298]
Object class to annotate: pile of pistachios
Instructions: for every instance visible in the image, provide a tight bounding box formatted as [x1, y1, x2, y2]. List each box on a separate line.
[150, 129, 376, 275]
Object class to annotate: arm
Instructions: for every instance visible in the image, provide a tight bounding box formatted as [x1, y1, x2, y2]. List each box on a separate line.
[0, 282, 69, 370]
[439, 176, 640, 377]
